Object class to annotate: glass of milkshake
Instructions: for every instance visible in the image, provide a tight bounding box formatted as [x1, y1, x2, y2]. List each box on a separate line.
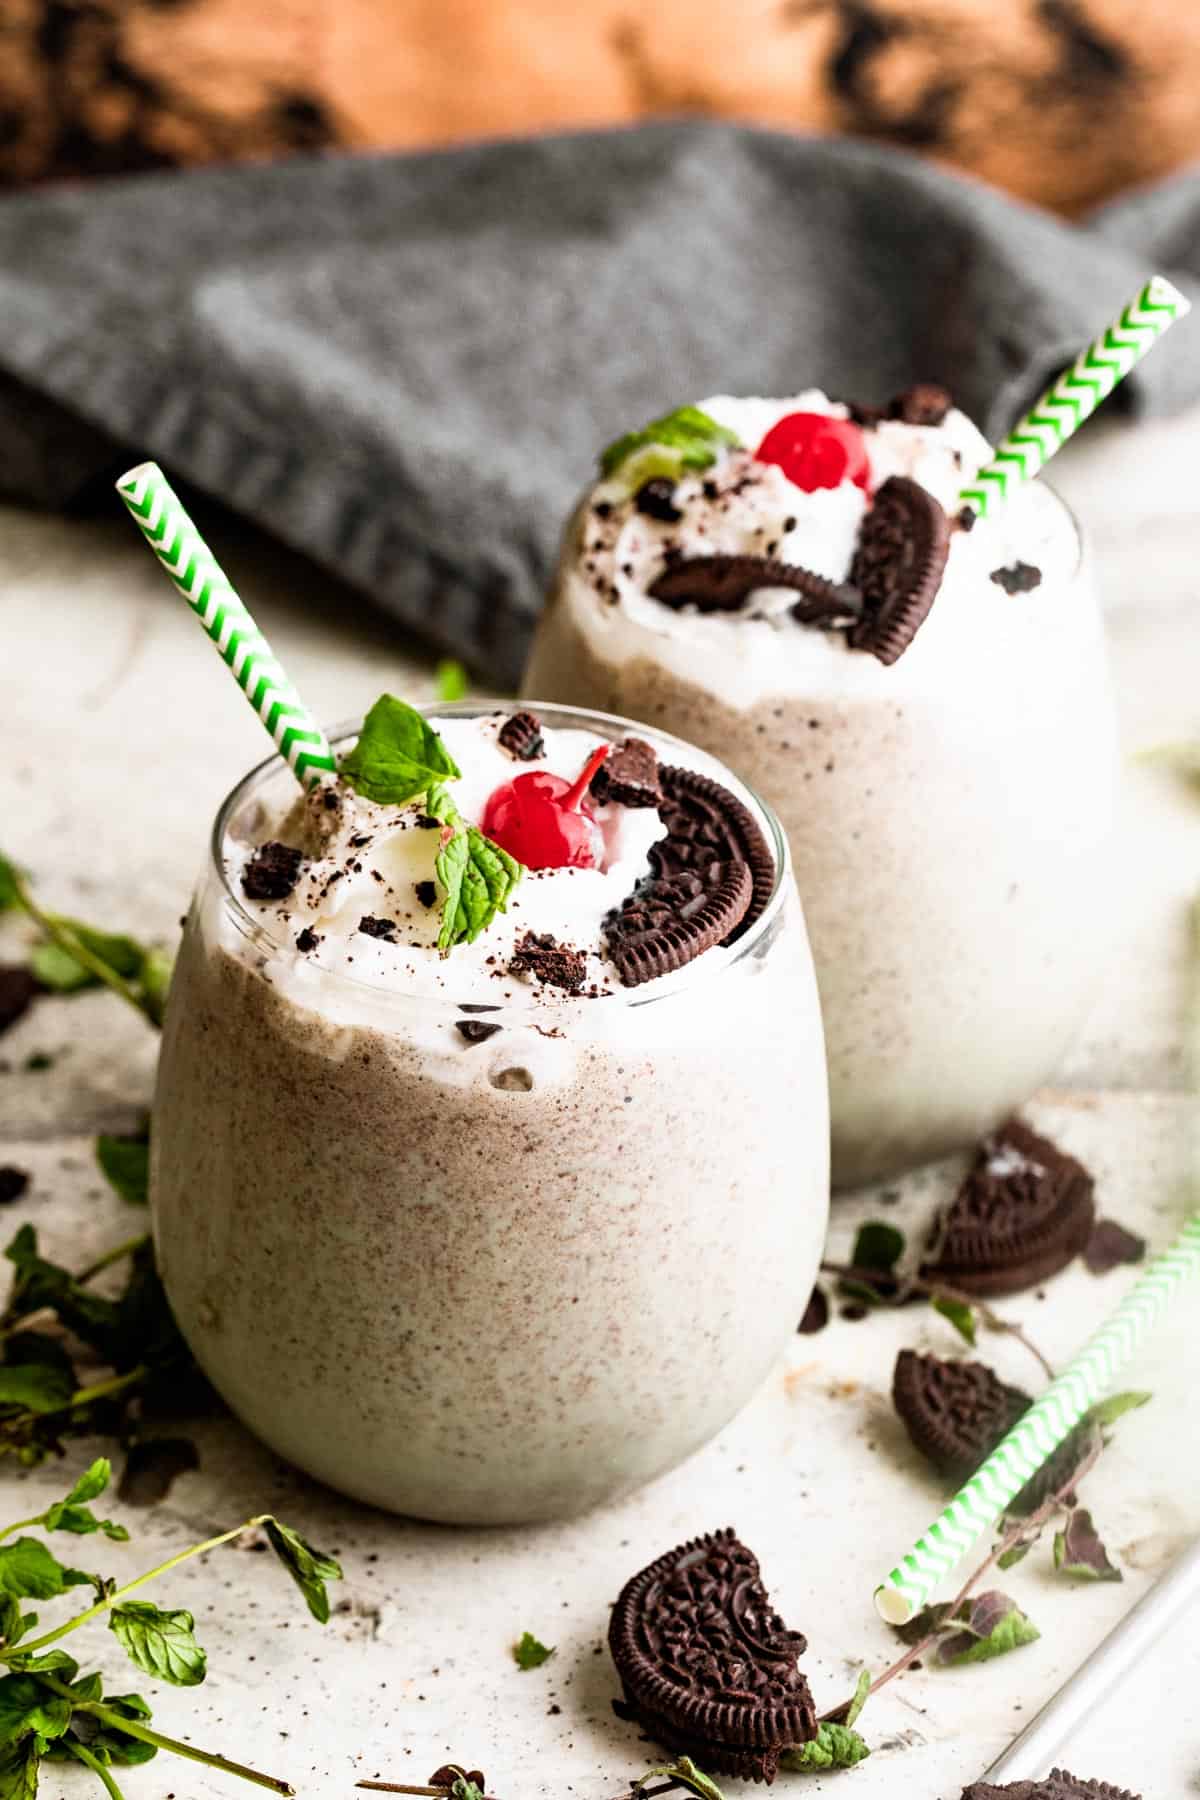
[151, 701, 829, 1525]
[523, 392, 1118, 1187]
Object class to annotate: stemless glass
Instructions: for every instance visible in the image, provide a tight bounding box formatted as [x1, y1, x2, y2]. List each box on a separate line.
[524, 492, 1118, 1187]
[151, 705, 829, 1525]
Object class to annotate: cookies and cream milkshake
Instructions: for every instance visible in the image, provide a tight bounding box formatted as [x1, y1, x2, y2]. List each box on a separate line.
[523, 390, 1118, 1185]
[152, 702, 828, 1525]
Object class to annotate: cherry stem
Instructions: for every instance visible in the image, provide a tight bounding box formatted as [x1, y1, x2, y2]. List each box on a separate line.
[562, 745, 610, 812]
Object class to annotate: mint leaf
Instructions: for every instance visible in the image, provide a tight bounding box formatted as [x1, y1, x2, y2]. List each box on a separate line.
[636, 1758, 725, 1800]
[996, 1538, 1035, 1571]
[262, 1518, 342, 1624]
[138, 947, 173, 1026]
[780, 1724, 872, 1770]
[937, 1591, 1040, 1665]
[428, 786, 522, 952]
[30, 923, 143, 994]
[841, 1220, 906, 1302]
[434, 660, 469, 703]
[89, 1691, 157, 1765]
[0, 1540, 90, 1600]
[843, 1668, 871, 1729]
[0, 1733, 42, 1798]
[512, 1631, 554, 1670]
[0, 1600, 34, 1651]
[1053, 1508, 1122, 1582]
[43, 1469, 128, 1544]
[599, 406, 740, 480]
[340, 695, 461, 805]
[0, 1673, 72, 1746]
[4, 1227, 122, 1362]
[0, 859, 20, 916]
[1086, 1390, 1151, 1430]
[932, 1293, 977, 1346]
[0, 1366, 75, 1414]
[59, 1460, 111, 1509]
[109, 1601, 206, 1686]
[96, 1129, 149, 1207]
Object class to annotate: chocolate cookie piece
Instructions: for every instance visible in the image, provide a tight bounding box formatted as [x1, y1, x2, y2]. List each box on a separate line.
[888, 382, 953, 426]
[0, 967, 37, 1038]
[962, 1772, 1141, 1800]
[241, 840, 303, 901]
[893, 1350, 1031, 1482]
[357, 915, 398, 941]
[509, 932, 586, 993]
[849, 475, 951, 664]
[456, 1019, 502, 1044]
[648, 554, 863, 625]
[990, 561, 1043, 594]
[653, 765, 774, 936]
[635, 478, 683, 522]
[605, 865, 753, 988]
[609, 1528, 817, 1783]
[590, 737, 662, 808]
[920, 1119, 1096, 1298]
[497, 711, 545, 762]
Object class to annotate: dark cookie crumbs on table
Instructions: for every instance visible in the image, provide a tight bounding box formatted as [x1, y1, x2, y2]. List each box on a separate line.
[0, 1167, 29, 1205]
[357, 915, 398, 942]
[509, 932, 586, 994]
[653, 764, 774, 937]
[1084, 1218, 1146, 1274]
[634, 477, 683, 523]
[590, 737, 663, 808]
[295, 927, 320, 953]
[608, 1526, 817, 1782]
[242, 840, 304, 901]
[498, 710, 546, 762]
[415, 880, 437, 909]
[849, 474, 951, 665]
[961, 1771, 1141, 1800]
[893, 1349, 1031, 1483]
[648, 553, 862, 625]
[0, 967, 38, 1037]
[990, 561, 1043, 594]
[920, 1118, 1095, 1297]
[888, 382, 953, 426]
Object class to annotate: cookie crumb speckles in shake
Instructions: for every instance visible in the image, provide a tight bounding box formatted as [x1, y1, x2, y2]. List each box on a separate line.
[524, 390, 1118, 1184]
[152, 702, 829, 1525]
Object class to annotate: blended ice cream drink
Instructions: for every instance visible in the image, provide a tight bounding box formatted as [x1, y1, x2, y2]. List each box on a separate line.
[152, 700, 829, 1525]
[523, 389, 1119, 1186]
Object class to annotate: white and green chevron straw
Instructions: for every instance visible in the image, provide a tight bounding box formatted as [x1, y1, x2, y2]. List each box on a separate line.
[115, 462, 337, 788]
[959, 274, 1190, 520]
[875, 1212, 1200, 1625]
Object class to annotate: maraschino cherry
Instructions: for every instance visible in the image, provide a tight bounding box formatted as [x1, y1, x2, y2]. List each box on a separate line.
[482, 745, 610, 871]
[755, 411, 871, 494]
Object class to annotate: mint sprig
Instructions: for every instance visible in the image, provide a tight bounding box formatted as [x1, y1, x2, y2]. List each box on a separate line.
[427, 786, 522, 953]
[598, 406, 740, 481]
[340, 695, 461, 806]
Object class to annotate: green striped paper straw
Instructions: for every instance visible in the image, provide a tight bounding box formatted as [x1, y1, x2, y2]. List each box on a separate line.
[875, 1212, 1200, 1625]
[115, 462, 337, 788]
[959, 274, 1190, 520]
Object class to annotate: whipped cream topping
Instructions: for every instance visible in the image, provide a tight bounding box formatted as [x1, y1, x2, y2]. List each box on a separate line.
[559, 390, 1079, 710]
[225, 713, 760, 1008]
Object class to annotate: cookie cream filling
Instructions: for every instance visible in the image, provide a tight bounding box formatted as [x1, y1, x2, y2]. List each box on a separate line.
[556, 390, 1079, 710]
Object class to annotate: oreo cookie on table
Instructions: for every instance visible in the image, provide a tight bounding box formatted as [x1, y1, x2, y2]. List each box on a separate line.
[849, 474, 951, 665]
[648, 554, 862, 625]
[893, 1350, 1031, 1482]
[609, 1528, 817, 1783]
[962, 1772, 1141, 1800]
[920, 1118, 1096, 1298]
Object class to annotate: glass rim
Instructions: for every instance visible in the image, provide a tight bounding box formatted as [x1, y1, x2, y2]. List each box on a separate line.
[207, 699, 795, 1018]
[1022, 477, 1084, 579]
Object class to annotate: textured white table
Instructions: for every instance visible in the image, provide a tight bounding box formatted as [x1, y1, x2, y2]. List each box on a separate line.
[2, 407, 1198, 1799]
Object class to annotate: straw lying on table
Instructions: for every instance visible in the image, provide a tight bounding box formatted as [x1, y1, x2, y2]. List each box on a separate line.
[958, 274, 1190, 519]
[875, 1213, 1200, 1625]
[116, 462, 337, 789]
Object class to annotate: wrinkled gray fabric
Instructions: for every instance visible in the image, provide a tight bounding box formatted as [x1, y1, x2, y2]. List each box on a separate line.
[0, 122, 1197, 684]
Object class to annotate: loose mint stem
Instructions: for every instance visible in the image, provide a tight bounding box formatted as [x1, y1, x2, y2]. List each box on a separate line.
[0, 1233, 150, 1346]
[42, 1678, 294, 1796]
[65, 1736, 127, 1800]
[5, 1515, 270, 1660]
[8, 870, 157, 1028]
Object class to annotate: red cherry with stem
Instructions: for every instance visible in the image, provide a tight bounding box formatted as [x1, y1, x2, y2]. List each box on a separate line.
[481, 745, 610, 871]
[755, 412, 871, 493]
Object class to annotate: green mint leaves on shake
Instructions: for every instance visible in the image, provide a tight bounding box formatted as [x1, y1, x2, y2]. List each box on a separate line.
[598, 405, 740, 481]
[339, 694, 462, 804]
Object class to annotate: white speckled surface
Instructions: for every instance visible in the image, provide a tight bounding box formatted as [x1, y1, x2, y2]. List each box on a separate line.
[2, 406, 1199, 1797]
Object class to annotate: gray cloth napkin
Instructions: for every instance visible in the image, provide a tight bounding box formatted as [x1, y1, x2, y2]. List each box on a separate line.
[1, 121, 1198, 686]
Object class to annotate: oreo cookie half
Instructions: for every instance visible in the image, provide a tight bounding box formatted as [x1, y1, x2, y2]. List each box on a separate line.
[893, 1350, 1030, 1482]
[920, 1119, 1096, 1298]
[849, 475, 951, 664]
[648, 554, 863, 625]
[962, 1772, 1141, 1800]
[606, 865, 752, 989]
[609, 1528, 817, 1783]
[653, 765, 775, 935]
